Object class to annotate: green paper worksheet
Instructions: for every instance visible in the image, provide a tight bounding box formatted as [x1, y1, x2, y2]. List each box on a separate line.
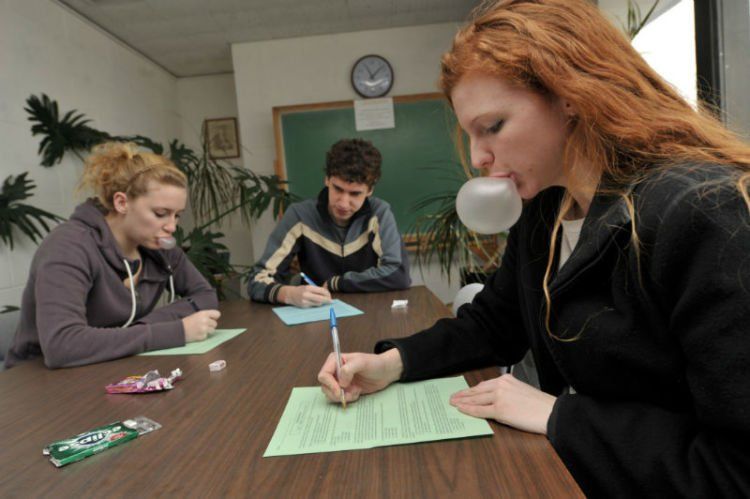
[139, 328, 246, 355]
[264, 376, 494, 457]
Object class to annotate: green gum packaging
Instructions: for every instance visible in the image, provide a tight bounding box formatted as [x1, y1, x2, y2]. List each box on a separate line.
[43, 416, 161, 467]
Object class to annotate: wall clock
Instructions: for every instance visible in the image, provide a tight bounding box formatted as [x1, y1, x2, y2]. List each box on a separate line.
[351, 54, 394, 98]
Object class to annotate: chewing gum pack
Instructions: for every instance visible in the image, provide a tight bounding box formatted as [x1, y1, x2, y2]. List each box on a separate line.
[43, 416, 161, 467]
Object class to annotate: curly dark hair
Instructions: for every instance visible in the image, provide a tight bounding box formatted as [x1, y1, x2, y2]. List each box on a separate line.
[325, 138, 382, 187]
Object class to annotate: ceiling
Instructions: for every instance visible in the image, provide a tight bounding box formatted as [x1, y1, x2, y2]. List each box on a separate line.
[55, 0, 680, 78]
[55, 0, 480, 77]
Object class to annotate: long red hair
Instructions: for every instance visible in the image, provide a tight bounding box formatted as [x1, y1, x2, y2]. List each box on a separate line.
[440, 0, 750, 339]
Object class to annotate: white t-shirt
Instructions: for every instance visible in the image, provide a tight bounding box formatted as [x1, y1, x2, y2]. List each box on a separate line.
[558, 217, 585, 270]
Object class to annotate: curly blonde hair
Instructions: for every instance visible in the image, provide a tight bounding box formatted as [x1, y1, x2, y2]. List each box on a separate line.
[78, 142, 187, 212]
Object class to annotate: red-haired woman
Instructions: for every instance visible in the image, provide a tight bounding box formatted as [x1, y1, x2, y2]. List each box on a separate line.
[5, 142, 220, 369]
[318, 0, 750, 495]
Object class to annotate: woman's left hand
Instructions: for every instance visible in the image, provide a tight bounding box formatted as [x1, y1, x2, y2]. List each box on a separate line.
[450, 374, 556, 435]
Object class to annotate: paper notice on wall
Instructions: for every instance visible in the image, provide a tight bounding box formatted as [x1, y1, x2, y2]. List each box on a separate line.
[354, 98, 395, 131]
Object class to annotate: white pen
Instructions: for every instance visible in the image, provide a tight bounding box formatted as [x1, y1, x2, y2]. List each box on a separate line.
[329, 306, 347, 409]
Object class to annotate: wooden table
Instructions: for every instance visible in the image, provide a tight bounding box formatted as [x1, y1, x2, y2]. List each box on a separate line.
[0, 286, 582, 497]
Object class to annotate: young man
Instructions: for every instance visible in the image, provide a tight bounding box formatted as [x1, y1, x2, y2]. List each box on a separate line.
[248, 138, 411, 307]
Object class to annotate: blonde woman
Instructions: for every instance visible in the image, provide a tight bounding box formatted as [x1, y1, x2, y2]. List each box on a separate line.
[6, 142, 220, 369]
[318, 0, 750, 495]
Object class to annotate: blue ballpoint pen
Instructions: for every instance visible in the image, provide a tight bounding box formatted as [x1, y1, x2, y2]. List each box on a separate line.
[329, 307, 347, 409]
[300, 272, 318, 287]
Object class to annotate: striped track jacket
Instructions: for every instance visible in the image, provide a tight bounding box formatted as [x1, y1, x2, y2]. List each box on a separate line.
[247, 188, 411, 303]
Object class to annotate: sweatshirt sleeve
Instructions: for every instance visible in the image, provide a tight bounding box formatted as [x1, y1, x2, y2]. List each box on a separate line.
[327, 206, 411, 292]
[132, 247, 219, 325]
[34, 245, 185, 369]
[246, 207, 303, 303]
[547, 182, 750, 496]
[374, 224, 528, 380]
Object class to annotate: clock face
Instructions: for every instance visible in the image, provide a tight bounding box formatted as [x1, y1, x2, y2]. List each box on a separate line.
[351, 55, 394, 98]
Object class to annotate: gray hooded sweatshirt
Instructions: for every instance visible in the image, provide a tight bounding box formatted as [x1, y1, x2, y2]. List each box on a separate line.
[5, 200, 218, 369]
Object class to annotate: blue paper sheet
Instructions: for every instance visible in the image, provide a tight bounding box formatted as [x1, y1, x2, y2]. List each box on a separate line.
[272, 299, 364, 326]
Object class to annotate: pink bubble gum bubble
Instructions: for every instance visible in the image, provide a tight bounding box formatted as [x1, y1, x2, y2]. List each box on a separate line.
[158, 237, 177, 250]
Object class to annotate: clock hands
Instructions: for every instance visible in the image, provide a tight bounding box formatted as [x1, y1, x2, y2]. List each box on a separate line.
[371, 64, 385, 78]
[364, 63, 375, 79]
[361, 63, 387, 89]
[364, 60, 389, 79]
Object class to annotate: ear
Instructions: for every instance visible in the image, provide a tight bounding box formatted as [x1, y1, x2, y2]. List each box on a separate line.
[366, 186, 374, 197]
[561, 98, 577, 118]
[324, 177, 331, 188]
[111, 192, 129, 215]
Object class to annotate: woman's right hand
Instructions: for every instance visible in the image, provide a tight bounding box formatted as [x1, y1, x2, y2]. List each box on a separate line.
[317, 348, 404, 404]
[182, 309, 221, 342]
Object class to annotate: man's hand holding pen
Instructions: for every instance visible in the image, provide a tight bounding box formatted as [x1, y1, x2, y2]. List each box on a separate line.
[278, 272, 332, 307]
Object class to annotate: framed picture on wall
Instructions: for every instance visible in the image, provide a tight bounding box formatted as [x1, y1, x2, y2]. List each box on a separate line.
[205, 117, 240, 159]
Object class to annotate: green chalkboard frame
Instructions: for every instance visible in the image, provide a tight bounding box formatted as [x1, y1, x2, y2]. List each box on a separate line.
[272, 93, 465, 238]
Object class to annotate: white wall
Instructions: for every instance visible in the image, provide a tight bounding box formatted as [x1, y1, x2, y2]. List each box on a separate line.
[0, 0, 179, 309]
[176, 74, 241, 159]
[174, 74, 252, 270]
[231, 23, 463, 303]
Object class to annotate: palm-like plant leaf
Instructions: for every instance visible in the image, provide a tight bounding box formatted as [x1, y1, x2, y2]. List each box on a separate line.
[0, 173, 64, 249]
[621, 0, 660, 39]
[25, 94, 110, 166]
[267, 175, 298, 220]
[115, 135, 164, 155]
[174, 226, 233, 290]
[188, 152, 236, 226]
[232, 167, 298, 225]
[168, 139, 201, 175]
[410, 192, 469, 278]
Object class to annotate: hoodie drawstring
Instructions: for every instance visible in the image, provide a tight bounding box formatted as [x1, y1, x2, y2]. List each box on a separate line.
[168, 274, 175, 304]
[122, 259, 137, 328]
[122, 260, 176, 328]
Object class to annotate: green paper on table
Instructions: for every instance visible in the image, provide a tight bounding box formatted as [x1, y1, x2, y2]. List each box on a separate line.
[264, 376, 493, 457]
[272, 299, 363, 325]
[139, 328, 246, 355]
